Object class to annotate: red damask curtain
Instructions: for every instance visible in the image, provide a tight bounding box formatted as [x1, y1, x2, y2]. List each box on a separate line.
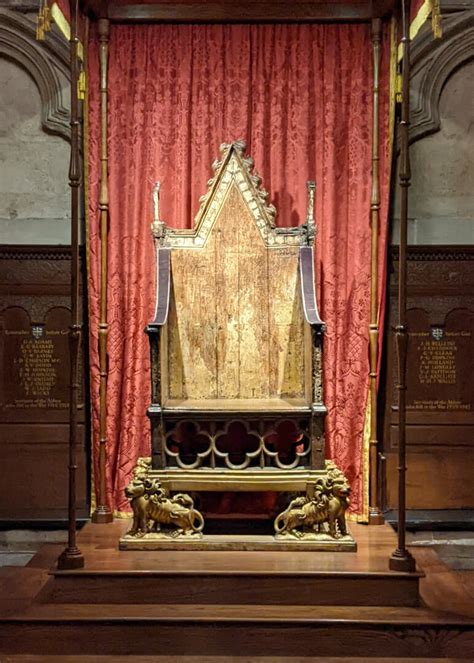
[87, 23, 392, 516]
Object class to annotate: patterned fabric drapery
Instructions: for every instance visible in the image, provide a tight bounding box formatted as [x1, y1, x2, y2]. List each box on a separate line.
[87, 23, 392, 517]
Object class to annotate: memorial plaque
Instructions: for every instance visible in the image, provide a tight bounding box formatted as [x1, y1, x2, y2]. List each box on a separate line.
[0, 246, 88, 521]
[1, 306, 71, 414]
[406, 309, 473, 412]
[383, 247, 474, 512]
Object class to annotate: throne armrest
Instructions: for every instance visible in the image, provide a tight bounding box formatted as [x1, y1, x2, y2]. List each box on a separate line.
[147, 247, 171, 330]
[299, 246, 325, 332]
[146, 248, 171, 407]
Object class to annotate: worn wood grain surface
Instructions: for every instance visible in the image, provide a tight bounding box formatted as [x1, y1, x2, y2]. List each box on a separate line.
[166, 184, 308, 404]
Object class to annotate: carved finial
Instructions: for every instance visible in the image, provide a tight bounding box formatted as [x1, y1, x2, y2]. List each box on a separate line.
[194, 140, 281, 232]
[153, 181, 160, 220]
[151, 181, 166, 241]
[233, 139, 247, 154]
[219, 140, 247, 159]
[306, 180, 316, 245]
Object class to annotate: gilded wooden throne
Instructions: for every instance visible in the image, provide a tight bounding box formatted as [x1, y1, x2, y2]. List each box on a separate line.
[121, 142, 354, 550]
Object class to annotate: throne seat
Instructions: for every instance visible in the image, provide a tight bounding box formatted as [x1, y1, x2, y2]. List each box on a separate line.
[159, 397, 312, 414]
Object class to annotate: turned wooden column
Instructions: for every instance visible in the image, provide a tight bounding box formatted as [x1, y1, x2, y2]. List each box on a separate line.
[389, 0, 416, 572]
[58, 0, 84, 569]
[368, 18, 384, 526]
[92, 17, 113, 524]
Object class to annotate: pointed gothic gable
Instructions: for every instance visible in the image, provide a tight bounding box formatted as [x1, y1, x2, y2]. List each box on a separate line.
[158, 141, 307, 249]
[159, 142, 312, 405]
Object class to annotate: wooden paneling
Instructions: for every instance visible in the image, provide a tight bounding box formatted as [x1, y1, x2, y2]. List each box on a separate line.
[381, 246, 474, 510]
[0, 246, 88, 521]
[97, 0, 397, 23]
[0, 435, 87, 521]
[166, 184, 308, 404]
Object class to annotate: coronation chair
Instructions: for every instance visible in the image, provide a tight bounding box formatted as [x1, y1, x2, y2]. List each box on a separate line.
[121, 141, 354, 549]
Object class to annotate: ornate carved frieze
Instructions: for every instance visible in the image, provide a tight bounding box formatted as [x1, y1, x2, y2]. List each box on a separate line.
[389, 247, 474, 291]
[389, 246, 474, 262]
[0, 247, 73, 261]
[0, 246, 75, 318]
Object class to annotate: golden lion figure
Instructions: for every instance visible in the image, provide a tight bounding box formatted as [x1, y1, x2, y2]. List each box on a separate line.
[274, 470, 350, 540]
[124, 476, 204, 539]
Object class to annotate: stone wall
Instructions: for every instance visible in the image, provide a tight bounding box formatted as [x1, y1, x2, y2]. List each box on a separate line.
[392, 7, 474, 245]
[1, 5, 472, 247]
[0, 7, 71, 245]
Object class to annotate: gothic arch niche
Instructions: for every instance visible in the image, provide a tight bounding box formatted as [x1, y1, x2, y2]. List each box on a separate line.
[410, 10, 474, 145]
[0, 8, 71, 244]
[407, 59, 474, 244]
[0, 8, 70, 140]
[392, 10, 474, 245]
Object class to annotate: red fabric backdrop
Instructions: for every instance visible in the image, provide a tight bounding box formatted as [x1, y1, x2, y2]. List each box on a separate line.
[87, 23, 391, 516]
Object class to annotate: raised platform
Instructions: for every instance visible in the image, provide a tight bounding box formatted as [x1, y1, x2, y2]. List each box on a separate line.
[1, 519, 473, 658]
[43, 520, 415, 606]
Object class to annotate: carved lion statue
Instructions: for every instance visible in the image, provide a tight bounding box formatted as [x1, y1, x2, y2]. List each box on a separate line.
[274, 469, 351, 539]
[124, 475, 204, 538]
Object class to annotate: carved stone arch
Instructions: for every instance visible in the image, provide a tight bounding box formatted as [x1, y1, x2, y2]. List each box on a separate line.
[410, 10, 474, 144]
[0, 7, 70, 141]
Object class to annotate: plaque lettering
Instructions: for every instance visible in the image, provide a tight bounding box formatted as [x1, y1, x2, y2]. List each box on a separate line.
[418, 339, 456, 385]
[2, 326, 70, 411]
[18, 338, 58, 397]
[406, 329, 472, 412]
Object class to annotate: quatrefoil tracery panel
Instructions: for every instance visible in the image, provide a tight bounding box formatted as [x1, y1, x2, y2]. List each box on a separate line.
[164, 418, 310, 471]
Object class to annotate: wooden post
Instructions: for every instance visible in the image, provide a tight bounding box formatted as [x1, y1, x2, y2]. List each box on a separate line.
[91, 16, 113, 524]
[369, 18, 384, 526]
[389, 0, 416, 572]
[57, 0, 84, 569]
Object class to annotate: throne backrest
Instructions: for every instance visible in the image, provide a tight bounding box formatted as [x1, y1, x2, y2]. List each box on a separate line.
[155, 142, 316, 409]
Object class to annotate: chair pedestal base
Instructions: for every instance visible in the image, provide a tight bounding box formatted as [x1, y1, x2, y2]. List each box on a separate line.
[120, 457, 355, 551]
[119, 531, 356, 551]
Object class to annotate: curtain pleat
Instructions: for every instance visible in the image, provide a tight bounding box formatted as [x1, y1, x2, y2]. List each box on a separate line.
[87, 23, 391, 516]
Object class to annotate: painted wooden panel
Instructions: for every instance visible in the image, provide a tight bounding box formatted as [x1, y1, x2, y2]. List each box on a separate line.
[166, 182, 308, 404]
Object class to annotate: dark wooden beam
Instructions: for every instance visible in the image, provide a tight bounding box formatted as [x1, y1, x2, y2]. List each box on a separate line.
[368, 17, 384, 527]
[373, 0, 398, 16]
[80, 0, 396, 23]
[389, 0, 416, 575]
[80, 0, 107, 19]
[57, 0, 85, 571]
[91, 16, 114, 525]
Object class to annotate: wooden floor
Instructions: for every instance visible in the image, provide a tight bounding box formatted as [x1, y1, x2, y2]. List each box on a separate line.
[0, 519, 473, 658]
[2, 658, 473, 663]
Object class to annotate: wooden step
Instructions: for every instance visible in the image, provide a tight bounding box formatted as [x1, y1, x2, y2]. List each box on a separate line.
[1, 525, 473, 659]
[1, 603, 473, 658]
[39, 520, 422, 608]
[2, 658, 470, 663]
[42, 567, 421, 607]
[0, 566, 50, 597]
